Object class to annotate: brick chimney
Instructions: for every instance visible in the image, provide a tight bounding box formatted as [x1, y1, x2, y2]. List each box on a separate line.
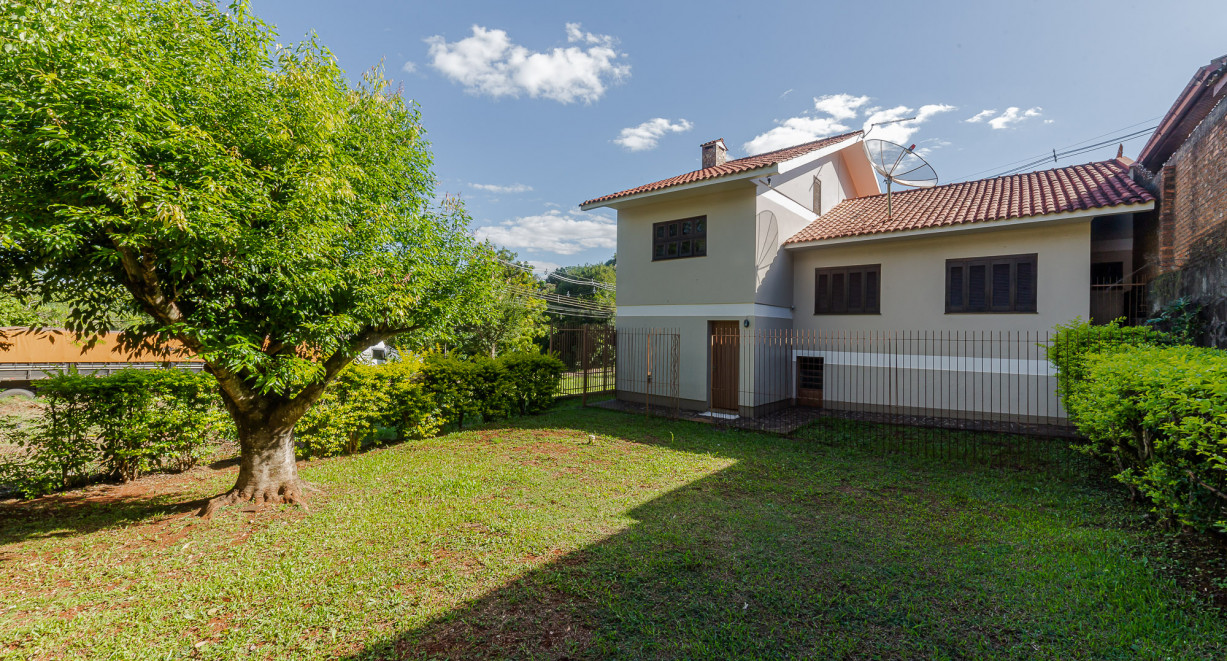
[701, 138, 728, 168]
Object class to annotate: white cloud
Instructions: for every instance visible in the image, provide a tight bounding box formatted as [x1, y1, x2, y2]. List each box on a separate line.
[972, 106, 1043, 130]
[743, 93, 953, 155]
[862, 103, 956, 145]
[470, 182, 533, 193]
[1044, 119, 1055, 124]
[474, 209, 616, 255]
[614, 117, 693, 151]
[425, 23, 630, 104]
[780, 88, 794, 99]
[743, 116, 851, 155]
[914, 138, 953, 157]
[965, 109, 997, 123]
[525, 260, 561, 276]
[813, 93, 870, 120]
[401, 61, 417, 74]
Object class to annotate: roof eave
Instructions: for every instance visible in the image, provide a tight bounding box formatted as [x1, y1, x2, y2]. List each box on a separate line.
[783, 200, 1156, 250]
[579, 165, 778, 211]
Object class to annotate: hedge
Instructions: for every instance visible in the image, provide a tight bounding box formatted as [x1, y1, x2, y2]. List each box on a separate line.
[1064, 345, 1227, 533]
[1047, 319, 1173, 409]
[0, 369, 231, 498]
[295, 351, 563, 459]
[1050, 320, 1227, 533]
[1, 352, 565, 496]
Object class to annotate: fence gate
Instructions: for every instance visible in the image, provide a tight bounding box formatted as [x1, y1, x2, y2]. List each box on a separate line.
[548, 326, 615, 403]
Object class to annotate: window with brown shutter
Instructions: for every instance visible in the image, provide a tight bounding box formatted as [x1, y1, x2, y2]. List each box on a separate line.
[946, 254, 1037, 313]
[814, 264, 881, 314]
[652, 216, 707, 261]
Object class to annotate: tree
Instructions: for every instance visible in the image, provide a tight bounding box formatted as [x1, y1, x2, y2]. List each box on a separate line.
[0, 0, 495, 513]
[456, 249, 548, 358]
[545, 258, 616, 327]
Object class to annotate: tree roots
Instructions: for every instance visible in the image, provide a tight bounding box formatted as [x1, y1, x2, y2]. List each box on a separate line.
[198, 481, 310, 517]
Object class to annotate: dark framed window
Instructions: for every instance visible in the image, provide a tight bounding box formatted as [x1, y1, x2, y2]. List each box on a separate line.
[814, 264, 880, 314]
[946, 253, 1037, 313]
[653, 216, 707, 261]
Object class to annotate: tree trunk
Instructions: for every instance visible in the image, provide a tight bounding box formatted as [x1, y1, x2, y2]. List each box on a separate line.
[199, 403, 308, 516]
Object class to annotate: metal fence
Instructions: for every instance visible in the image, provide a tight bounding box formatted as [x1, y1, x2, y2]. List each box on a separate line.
[708, 329, 1075, 437]
[612, 327, 681, 417]
[548, 326, 616, 402]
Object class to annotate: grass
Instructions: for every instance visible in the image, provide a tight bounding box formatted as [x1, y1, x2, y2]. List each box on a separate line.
[0, 402, 1224, 659]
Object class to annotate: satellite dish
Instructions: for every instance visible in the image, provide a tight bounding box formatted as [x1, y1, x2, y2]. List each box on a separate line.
[863, 139, 938, 219]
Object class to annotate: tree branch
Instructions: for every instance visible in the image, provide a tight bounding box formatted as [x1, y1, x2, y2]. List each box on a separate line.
[1187, 470, 1227, 502]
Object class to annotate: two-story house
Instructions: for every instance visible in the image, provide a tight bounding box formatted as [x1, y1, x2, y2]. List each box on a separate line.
[580, 133, 1154, 419]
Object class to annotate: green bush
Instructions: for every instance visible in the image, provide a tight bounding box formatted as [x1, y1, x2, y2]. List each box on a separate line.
[0, 368, 230, 498]
[297, 351, 564, 459]
[1047, 319, 1173, 408]
[296, 361, 443, 459]
[1065, 345, 1227, 533]
[499, 352, 564, 415]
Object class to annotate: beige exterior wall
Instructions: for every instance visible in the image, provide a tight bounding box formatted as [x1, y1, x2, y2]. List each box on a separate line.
[790, 219, 1092, 332]
[616, 188, 757, 308]
[753, 149, 868, 309]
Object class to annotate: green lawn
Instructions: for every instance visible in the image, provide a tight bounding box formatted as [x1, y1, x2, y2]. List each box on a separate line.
[0, 403, 1223, 659]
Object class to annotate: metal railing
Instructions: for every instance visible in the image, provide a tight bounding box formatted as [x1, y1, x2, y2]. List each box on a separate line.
[549, 326, 616, 403]
[706, 329, 1075, 437]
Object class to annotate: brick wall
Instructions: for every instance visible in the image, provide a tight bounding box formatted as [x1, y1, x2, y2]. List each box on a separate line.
[1145, 96, 1227, 346]
[1170, 96, 1227, 267]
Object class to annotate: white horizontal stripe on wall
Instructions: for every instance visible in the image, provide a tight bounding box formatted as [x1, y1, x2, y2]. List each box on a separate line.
[618, 304, 794, 319]
[793, 350, 1056, 376]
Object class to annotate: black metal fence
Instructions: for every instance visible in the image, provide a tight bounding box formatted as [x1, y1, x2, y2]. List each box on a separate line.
[548, 326, 616, 402]
[708, 329, 1074, 434]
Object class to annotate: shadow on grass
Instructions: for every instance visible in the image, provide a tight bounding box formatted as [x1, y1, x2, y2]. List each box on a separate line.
[0, 491, 210, 546]
[345, 409, 1220, 660]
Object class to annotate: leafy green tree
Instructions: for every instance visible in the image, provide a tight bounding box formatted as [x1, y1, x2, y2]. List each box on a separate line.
[0, 0, 494, 513]
[457, 249, 548, 358]
[546, 258, 616, 327]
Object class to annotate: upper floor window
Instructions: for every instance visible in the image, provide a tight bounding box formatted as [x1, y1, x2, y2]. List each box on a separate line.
[946, 253, 1037, 313]
[815, 264, 880, 314]
[653, 216, 707, 261]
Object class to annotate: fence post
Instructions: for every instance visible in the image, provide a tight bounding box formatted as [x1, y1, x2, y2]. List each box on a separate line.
[646, 329, 652, 419]
[581, 326, 589, 407]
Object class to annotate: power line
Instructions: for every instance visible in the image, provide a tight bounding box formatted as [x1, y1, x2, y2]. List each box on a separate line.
[496, 257, 616, 292]
[951, 115, 1164, 182]
[989, 126, 1156, 178]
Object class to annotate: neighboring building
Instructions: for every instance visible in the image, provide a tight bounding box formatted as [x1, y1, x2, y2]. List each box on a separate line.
[581, 135, 1154, 419]
[1131, 54, 1227, 346]
[0, 328, 204, 395]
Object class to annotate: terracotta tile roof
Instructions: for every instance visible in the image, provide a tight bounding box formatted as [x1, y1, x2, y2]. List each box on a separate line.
[785, 159, 1154, 245]
[580, 130, 862, 207]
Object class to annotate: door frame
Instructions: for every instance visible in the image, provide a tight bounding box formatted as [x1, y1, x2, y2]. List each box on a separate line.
[708, 320, 740, 412]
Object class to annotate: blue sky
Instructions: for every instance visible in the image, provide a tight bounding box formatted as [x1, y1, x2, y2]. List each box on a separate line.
[251, 0, 1225, 272]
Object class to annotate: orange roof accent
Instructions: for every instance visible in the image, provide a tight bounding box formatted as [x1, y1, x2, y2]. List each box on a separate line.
[581, 130, 863, 207]
[785, 160, 1154, 245]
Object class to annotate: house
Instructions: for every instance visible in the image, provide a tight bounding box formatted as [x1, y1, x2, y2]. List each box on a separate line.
[580, 132, 1155, 421]
[1130, 54, 1227, 346]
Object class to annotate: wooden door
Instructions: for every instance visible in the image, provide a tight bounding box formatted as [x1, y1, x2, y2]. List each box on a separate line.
[709, 321, 739, 411]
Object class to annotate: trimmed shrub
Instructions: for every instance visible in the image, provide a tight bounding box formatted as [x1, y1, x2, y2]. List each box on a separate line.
[1065, 345, 1227, 533]
[297, 351, 564, 459]
[0, 368, 230, 498]
[1047, 319, 1173, 408]
[499, 352, 564, 415]
[296, 361, 443, 459]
